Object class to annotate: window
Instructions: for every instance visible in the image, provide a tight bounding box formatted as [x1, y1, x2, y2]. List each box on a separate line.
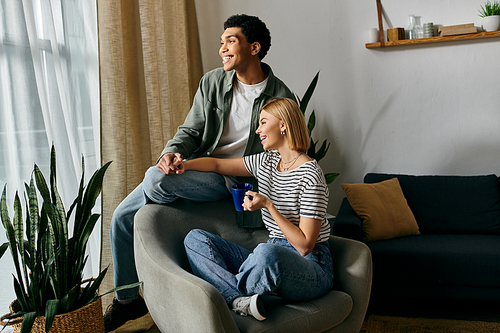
[0, 1, 99, 324]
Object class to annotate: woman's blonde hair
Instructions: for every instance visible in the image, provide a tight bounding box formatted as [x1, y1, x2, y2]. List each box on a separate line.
[260, 97, 310, 152]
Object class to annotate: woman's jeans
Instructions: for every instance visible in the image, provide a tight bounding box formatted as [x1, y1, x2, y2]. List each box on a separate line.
[184, 229, 334, 304]
[110, 166, 230, 300]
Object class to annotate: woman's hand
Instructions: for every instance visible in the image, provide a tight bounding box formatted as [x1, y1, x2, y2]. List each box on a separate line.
[242, 190, 271, 211]
[243, 189, 321, 256]
[157, 153, 183, 175]
[174, 158, 185, 174]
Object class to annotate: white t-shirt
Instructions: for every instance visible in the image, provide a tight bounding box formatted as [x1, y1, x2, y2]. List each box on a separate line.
[212, 77, 268, 158]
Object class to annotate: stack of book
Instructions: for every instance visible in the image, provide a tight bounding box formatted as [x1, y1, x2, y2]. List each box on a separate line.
[438, 23, 477, 36]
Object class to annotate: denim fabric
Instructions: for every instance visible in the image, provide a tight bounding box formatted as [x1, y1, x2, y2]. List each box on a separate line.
[110, 167, 230, 300]
[184, 229, 333, 304]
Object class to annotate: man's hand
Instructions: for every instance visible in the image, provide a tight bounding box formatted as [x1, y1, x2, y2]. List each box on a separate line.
[157, 153, 183, 175]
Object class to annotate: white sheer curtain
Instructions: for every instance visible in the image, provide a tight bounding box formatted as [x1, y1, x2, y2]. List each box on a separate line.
[0, 0, 99, 323]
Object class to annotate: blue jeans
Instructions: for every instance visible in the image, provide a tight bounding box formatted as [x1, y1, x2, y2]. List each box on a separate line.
[184, 229, 334, 304]
[110, 166, 230, 300]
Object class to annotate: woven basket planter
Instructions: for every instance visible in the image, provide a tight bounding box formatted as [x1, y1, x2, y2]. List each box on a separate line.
[2, 297, 104, 333]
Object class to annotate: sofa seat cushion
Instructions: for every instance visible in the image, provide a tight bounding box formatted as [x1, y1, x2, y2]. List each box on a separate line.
[235, 292, 352, 333]
[368, 234, 500, 289]
[364, 174, 500, 235]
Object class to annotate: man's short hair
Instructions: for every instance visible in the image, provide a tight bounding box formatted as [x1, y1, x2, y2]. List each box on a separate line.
[223, 14, 271, 60]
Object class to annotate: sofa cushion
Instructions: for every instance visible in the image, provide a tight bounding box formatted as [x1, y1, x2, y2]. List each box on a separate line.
[367, 234, 500, 290]
[364, 174, 500, 235]
[341, 178, 420, 242]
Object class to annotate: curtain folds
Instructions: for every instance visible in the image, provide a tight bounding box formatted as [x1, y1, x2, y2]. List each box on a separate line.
[97, 0, 203, 307]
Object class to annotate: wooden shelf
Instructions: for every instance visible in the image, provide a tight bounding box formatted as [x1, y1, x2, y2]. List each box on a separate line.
[365, 30, 500, 49]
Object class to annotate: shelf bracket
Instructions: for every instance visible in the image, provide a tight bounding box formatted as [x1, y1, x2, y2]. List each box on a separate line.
[376, 0, 385, 47]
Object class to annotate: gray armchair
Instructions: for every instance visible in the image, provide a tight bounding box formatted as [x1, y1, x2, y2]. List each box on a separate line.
[134, 197, 372, 333]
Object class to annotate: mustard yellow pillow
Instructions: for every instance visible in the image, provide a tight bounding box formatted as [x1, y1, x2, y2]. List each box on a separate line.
[341, 177, 420, 242]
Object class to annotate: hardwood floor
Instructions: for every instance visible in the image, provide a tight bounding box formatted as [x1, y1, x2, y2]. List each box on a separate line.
[145, 324, 161, 332]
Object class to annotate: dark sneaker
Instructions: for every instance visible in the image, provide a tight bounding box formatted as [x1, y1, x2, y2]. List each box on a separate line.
[104, 297, 150, 332]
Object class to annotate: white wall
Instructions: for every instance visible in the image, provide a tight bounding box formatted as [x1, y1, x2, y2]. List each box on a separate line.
[194, 0, 500, 215]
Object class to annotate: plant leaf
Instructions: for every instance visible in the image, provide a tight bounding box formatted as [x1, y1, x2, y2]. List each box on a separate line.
[19, 311, 37, 333]
[35, 164, 61, 297]
[13, 276, 30, 312]
[294, 93, 303, 114]
[76, 214, 100, 271]
[314, 139, 331, 162]
[49, 145, 57, 204]
[307, 139, 316, 159]
[37, 206, 49, 260]
[13, 193, 31, 300]
[46, 220, 60, 300]
[1, 187, 27, 300]
[1, 310, 27, 321]
[79, 266, 108, 306]
[27, 176, 39, 289]
[325, 173, 339, 184]
[77, 161, 111, 236]
[44, 299, 60, 333]
[307, 111, 316, 136]
[89, 281, 143, 305]
[0, 242, 8, 259]
[22, 184, 32, 262]
[299, 71, 320, 114]
[34, 165, 53, 218]
[49, 148, 69, 294]
[66, 155, 85, 223]
[61, 284, 80, 313]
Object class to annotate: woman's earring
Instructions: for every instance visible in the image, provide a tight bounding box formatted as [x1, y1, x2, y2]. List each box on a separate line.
[281, 130, 285, 136]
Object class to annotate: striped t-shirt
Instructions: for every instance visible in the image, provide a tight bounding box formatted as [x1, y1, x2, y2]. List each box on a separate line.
[243, 150, 330, 243]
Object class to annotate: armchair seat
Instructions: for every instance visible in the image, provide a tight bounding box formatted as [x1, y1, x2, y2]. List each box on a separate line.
[134, 197, 372, 332]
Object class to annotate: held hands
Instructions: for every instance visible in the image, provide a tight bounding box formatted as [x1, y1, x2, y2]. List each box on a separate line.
[157, 153, 184, 175]
[242, 190, 270, 211]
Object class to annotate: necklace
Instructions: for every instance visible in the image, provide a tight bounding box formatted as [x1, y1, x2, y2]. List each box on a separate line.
[280, 152, 303, 171]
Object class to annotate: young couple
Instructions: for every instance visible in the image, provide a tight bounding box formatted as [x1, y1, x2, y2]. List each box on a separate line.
[174, 97, 333, 321]
[107, 13, 332, 330]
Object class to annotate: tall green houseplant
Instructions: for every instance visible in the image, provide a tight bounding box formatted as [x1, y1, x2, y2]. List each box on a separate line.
[0, 145, 119, 332]
[296, 71, 339, 184]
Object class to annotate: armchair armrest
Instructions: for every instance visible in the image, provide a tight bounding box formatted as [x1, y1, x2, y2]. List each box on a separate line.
[326, 235, 372, 332]
[134, 202, 241, 333]
[332, 198, 363, 241]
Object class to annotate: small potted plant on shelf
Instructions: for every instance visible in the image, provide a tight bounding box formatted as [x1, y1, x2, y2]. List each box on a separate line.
[0, 145, 139, 333]
[478, 0, 500, 31]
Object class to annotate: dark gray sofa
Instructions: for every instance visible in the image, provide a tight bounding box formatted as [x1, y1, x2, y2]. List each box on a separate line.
[334, 173, 500, 303]
[134, 197, 372, 333]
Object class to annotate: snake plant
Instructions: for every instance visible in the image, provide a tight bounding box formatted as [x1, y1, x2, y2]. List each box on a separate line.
[0, 145, 136, 333]
[296, 71, 339, 184]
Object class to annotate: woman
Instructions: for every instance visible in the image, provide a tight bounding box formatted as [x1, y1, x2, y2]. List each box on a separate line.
[175, 97, 333, 321]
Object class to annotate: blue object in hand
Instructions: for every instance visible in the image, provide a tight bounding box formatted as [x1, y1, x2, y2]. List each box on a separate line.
[231, 183, 253, 211]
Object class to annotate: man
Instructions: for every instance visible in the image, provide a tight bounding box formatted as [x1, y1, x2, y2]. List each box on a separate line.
[104, 14, 296, 332]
